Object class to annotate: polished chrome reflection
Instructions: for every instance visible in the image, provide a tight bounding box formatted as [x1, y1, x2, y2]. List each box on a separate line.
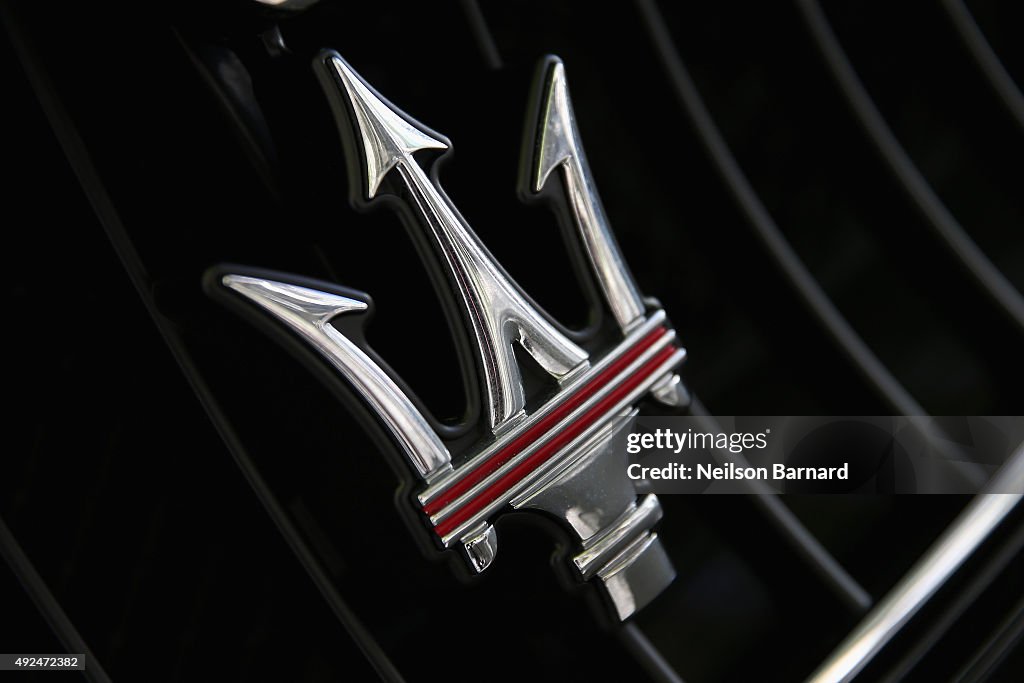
[513, 412, 676, 619]
[532, 58, 645, 333]
[317, 51, 589, 434]
[460, 522, 498, 573]
[598, 532, 674, 621]
[530, 58, 688, 409]
[222, 275, 452, 479]
[807, 444, 1024, 683]
[573, 494, 665, 578]
[218, 54, 685, 622]
[419, 312, 670, 503]
[650, 373, 689, 408]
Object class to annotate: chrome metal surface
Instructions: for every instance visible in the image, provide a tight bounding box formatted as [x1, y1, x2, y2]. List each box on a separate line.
[649, 373, 690, 408]
[532, 58, 646, 333]
[510, 410, 637, 522]
[530, 58, 686, 409]
[221, 275, 453, 479]
[218, 53, 685, 623]
[511, 410, 639, 543]
[511, 410, 672, 620]
[430, 336, 681, 530]
[806, 444, 1024, 683]
[317, 51, 590, 434]
[437, 348, 685, 545]
[460, 523, 498, 573]
[597, 532, 675, 621]
[418, 310, 669, 504]
[572, 494, 664, 579]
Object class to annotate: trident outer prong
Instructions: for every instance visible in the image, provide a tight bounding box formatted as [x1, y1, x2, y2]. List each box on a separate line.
[531, 58, 689, 409]
[533, 58, 646, 333]
[221, 275, 453, 479]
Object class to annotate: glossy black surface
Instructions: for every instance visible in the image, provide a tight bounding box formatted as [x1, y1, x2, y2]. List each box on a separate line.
[4, 1, 1024, 680]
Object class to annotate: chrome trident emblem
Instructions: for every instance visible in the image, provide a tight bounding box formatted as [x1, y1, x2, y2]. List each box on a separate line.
[213, 52, 687, 621]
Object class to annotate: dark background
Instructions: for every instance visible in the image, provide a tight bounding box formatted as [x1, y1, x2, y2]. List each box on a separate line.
[3, 1, 1024, 681]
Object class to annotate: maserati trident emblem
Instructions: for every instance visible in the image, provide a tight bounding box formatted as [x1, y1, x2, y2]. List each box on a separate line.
[210, 51, 688, 621]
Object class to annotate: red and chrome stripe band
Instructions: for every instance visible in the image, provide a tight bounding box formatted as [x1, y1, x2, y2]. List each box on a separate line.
[419, 311, 669, 505]
[418, 312, 685, 544]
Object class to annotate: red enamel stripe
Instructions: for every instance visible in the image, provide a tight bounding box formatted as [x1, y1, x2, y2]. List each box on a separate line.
[433, 343, 678, 540]
[423, 326, 668, 518]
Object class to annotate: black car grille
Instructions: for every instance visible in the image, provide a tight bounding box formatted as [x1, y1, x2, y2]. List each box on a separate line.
[3, 1, 1023, 681]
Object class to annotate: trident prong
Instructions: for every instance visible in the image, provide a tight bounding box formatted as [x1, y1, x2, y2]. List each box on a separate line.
[317, 51, 590, 434]
[531, 58, 689, 408]
[221, 275, 452, 479]
[533, 58, 646, 333]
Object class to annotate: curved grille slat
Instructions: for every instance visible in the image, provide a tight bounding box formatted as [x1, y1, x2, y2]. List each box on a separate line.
[942, 0, 1024, 133]
[0, 517, 113, 683]
[634, 0, 985, 490]
[0, 7, 407, 679]
[878, 520, 1024, 682]
[5, 0, 1023, 680]
[689, 399, 872, 614]
[796, 0, 1024, 336]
